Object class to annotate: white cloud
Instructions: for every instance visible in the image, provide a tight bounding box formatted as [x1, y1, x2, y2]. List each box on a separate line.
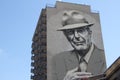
[0, 49, 3, 54]
[57, 0, 62, 1]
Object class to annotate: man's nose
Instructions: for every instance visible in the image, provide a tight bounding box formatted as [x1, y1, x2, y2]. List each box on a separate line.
[74, 30, 80, 38]
[74, 30, 84, 41]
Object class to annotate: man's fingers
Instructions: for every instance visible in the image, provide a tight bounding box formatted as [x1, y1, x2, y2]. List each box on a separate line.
[64, 67, 92, 80]
[71, 72, 92, 80]
[71, 75, 90, 80]
[74, 72, 92, 76]
[64, 67, 79, 80]
[68, 67, 78, 73]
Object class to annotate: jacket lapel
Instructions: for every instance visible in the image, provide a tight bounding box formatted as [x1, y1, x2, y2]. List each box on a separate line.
[64, 51, 79, 71]
[87, 46, 103, 75]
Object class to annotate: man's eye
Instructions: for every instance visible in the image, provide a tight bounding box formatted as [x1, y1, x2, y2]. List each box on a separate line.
[65, 30, 74, 34]
[77, 29, 85, 33]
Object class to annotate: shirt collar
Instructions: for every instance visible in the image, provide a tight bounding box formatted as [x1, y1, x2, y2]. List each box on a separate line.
[84, 43, 94, 63]
[77, 43, 94, 63]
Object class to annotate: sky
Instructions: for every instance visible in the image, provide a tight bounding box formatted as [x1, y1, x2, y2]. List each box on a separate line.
[0, 0, 120, 80]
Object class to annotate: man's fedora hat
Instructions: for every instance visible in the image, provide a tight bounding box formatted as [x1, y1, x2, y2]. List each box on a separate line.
[57, 10, 94, 31]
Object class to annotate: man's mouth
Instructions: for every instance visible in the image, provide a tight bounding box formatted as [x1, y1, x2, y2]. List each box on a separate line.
[73, 41, 85, 45]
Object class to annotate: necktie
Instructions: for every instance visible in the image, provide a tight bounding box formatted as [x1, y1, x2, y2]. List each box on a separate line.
[79, 57, 88, 72]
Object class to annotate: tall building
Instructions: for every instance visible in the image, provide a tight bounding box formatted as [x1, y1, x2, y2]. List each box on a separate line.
[31, 9, 46, 80]
[31, 1, 109, 80]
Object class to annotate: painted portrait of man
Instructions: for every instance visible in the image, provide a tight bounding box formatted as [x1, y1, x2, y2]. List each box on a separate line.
[47, 3, 106, 80]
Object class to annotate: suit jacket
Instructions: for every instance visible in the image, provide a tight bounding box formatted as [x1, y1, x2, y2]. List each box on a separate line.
[51, 46, 106, 80]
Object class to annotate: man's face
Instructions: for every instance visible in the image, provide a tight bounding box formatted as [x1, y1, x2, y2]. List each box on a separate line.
[64, 27, 92, 51]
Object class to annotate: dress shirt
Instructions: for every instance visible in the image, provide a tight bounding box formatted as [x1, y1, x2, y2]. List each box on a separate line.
[78, 44, 94, 72]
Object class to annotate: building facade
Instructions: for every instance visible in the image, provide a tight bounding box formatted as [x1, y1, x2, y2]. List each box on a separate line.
[31, 9, 46, 80]
[31, 1, 109, 80]
[105, 57, 120, 80]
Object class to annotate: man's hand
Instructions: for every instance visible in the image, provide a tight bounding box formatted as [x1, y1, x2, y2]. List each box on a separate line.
[63, 67, 92, 80]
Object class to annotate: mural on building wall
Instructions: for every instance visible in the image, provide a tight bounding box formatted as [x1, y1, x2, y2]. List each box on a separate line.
[47, 2, 106, 80]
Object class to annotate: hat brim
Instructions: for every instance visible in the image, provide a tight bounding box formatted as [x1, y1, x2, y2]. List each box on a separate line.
[57, 23, 94, 31]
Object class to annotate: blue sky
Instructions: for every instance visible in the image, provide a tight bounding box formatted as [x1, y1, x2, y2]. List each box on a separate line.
[0, 0, 120, 80]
